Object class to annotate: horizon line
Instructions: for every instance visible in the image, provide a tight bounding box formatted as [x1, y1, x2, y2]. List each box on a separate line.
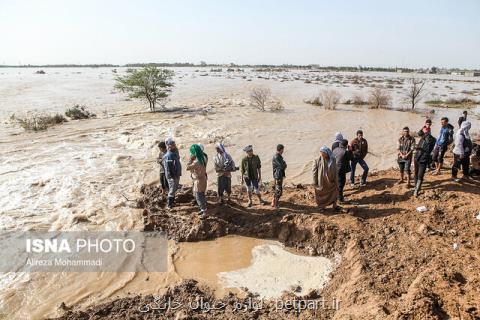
[1, 62, 478, 72]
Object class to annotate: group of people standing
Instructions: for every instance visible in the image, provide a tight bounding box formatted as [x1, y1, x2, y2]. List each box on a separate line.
[156, 140, 283, 217]
[156, 111, 478, 217]
[396, 111, 478, 197]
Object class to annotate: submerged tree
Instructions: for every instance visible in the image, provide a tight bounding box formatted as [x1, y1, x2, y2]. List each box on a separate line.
[405, 77, 426, 110]
[114, 66, 174, 111]
[250, 87, 271, 111]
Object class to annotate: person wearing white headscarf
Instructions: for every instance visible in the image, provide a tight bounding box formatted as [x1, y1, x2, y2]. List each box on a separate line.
[452, 121, 473, 181]
[332, 132, 344, 151]
[312, 146, 340, 211]
[214, 143, 236, 203]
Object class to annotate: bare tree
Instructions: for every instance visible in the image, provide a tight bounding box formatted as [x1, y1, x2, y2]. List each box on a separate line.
[321, 90, 341, 110]
[405, 77, 426, 109]
[250, 87, 271, 111]
[368, 86, 391, 109]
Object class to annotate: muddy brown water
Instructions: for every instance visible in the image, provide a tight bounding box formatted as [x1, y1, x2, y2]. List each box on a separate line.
[173, 236, 275, 296]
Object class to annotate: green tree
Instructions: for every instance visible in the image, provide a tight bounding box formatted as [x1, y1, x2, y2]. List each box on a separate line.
[114, 66, 174, 111]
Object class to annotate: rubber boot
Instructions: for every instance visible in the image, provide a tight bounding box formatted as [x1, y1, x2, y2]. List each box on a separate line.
[413, 180, 422, 197]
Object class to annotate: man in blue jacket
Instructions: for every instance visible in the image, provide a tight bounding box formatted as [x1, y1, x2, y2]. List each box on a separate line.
[432, 117, 454, 175]
[163, 138, 182, 209]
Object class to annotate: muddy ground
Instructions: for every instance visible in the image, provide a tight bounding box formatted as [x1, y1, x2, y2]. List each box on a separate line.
[56, 160, 480, 319]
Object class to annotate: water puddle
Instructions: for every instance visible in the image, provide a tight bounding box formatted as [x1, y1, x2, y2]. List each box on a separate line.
[174, 235, 334, 299]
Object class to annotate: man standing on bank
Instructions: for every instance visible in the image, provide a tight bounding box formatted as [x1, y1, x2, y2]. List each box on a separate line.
[350, 130, 369, 187]
[241, 145, 267, 207]
[432, 117, 454, 175]
[452, 121, 473, 182]
[271, 144, 287, 209]
[164, 138, 182, 209]
[333, 139, 352, 203]
[214, 143, 235, 204]
[397, 127, 415, 187]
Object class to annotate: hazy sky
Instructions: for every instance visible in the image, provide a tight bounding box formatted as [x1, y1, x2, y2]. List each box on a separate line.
[1, 0, 479, 68]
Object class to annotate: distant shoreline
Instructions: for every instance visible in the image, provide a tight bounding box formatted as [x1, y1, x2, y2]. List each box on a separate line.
[1, 64, 479, 74]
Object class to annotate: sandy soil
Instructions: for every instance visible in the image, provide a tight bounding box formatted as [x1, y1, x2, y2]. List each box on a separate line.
[54, 153, 480, 319]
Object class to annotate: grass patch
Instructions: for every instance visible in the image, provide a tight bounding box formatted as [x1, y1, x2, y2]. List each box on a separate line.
[425, 97, 480, 108]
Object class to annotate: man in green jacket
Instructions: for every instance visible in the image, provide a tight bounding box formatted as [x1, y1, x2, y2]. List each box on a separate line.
[241, 145, 267, 207]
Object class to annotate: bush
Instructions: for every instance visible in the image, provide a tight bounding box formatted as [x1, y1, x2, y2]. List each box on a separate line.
[321, 90, 341, 110]
[11, 113, 67, 131]
[368, 87, 391, 109]
[305, 96, 323, 106]
[65, 105, 96, 120]
[305, 90, 341, 109]
[269, 99, 285, 112]
[353, 95, 368, 106]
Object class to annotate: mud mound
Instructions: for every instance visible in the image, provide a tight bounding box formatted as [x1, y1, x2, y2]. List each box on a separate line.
[139, 183, 351, 256]
[56, 167, 480, 319]
[55, 279, 337, 320]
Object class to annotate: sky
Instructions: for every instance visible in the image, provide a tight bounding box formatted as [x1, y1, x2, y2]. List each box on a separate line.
[0, 0, 479, 68]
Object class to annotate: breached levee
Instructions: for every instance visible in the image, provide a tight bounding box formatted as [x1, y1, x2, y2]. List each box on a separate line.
[218, 243, 333, 298]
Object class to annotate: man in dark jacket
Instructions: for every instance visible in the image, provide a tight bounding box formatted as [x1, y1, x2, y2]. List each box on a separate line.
[413, 130, 435, 197]
[333, 139, 352, 202]
[350, 130, 369, 187]
[271, 144, 287, 209]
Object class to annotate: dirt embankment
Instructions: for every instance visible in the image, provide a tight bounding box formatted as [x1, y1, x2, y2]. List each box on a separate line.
[56, 166, 480, 319]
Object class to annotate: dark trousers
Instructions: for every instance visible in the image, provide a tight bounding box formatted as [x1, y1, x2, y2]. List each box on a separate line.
[350, 159, 369, 184]
[452, 154, 470, 177]
[414, 161, 427, 183]
[274, 178, 283, 200]
[338, 172, 346, 199]
[160, 172, 169, 191]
